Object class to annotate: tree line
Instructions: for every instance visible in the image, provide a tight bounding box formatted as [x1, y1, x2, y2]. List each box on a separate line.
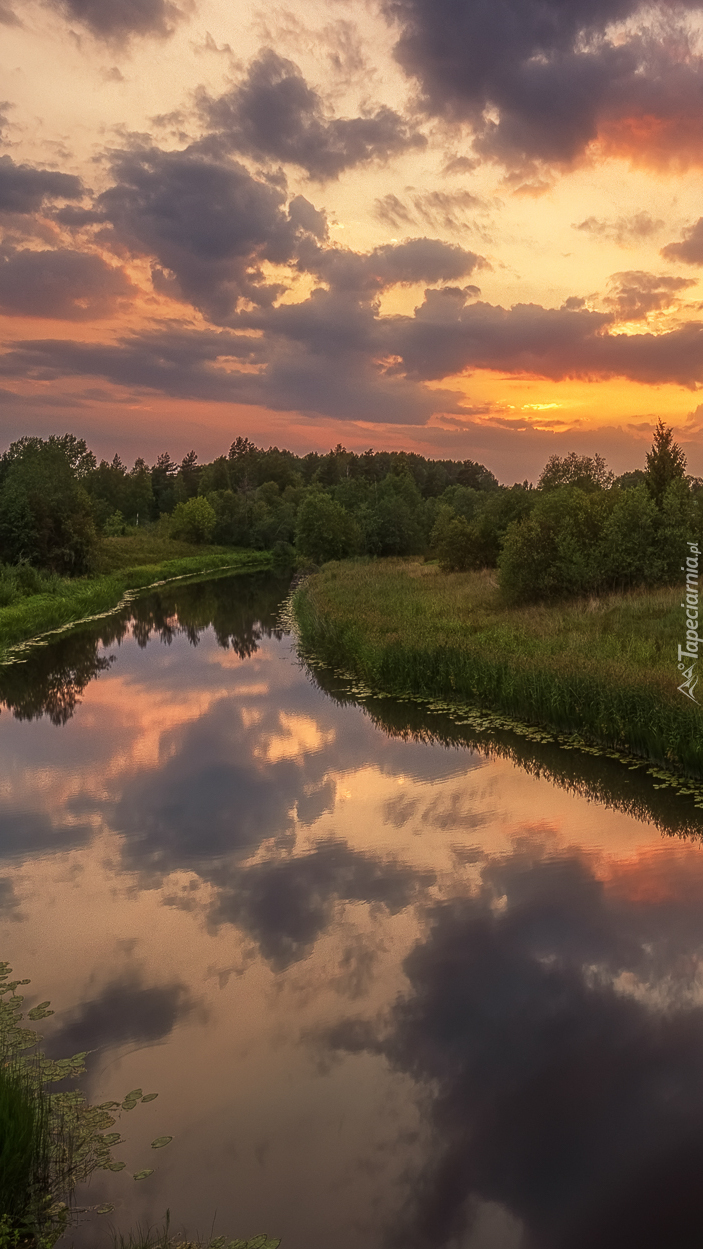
[0, 422, 697, 603]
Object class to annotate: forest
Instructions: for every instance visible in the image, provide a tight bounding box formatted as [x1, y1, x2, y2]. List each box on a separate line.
[0, 421, 697, 605]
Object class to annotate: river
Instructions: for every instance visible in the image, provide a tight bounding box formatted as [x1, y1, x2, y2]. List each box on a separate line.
[2, 571, 703, 1249]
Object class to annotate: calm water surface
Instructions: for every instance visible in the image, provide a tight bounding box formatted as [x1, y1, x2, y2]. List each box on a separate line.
[2, 572, 703, 1249]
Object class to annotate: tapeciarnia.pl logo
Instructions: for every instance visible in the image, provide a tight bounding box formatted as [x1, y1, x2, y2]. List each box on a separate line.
[678, 541, 700, 703]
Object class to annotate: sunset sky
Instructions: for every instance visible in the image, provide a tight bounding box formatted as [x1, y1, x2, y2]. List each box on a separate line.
[3, 0, 703, 481]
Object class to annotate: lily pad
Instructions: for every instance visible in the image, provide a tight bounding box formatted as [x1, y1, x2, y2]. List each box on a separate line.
[28, 1001, 54, 1021]
[133, 1168, 154, 1181]
[151, 1136, 173, 1149]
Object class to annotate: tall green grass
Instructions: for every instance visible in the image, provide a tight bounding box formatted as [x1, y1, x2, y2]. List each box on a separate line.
[293, 559, 703, 776]
[0, 1062, 49, 1229]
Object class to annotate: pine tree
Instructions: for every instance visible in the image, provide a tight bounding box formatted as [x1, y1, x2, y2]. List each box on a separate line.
[644, 419, 687, 506]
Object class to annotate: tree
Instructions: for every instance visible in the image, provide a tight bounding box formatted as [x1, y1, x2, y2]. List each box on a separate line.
[644, 419, 687, 507]
[435, 515, 474, 571]
[0, 437, 97, 573]
[456, 459, 500, 491]
[86, 455, 129, 528]
[170, 496, 216, 544]
[151, 452, 177, 514]
[498, 488, 607, 603]
[124, 458, 154, 523]
[295, 493, 356, 564]
[599, 485, 661, 589]
[538, 451, 613, 492]
[175, 450, 200, 502]
[1, 434, 96, 481]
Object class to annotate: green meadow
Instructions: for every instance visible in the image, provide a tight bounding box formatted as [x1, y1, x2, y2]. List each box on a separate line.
[293, 559, 702, 777]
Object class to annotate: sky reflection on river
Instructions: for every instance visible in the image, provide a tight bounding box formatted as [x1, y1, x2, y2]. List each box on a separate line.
[1, 574, 703, 1249]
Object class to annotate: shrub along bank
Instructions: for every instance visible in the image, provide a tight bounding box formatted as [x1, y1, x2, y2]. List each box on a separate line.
[293, 561, 703, 777]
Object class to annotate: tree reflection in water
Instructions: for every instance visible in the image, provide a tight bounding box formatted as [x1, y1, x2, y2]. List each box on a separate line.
[0, 572, 290, 726]
[308, 662, 703, 844]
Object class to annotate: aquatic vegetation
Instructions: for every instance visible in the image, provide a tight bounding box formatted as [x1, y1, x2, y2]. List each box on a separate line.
[0, 964, 281, 1249]
[0, 963, 170, 1245]
[111, 1213, 280, 1249]
[0, 1061, 50, 1235]
[292, 560, 703, 778]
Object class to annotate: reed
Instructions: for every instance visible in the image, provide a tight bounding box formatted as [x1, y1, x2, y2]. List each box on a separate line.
[293, 559, 703, 776]
[0, 1061, 50, 1232]
[111, 1213, 279, 1249]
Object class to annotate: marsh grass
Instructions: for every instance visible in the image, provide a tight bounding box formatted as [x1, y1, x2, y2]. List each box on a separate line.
[293, 559, 702, 775]
[111, 1213, 279, 1249]
[0, 1062, 50, 1228]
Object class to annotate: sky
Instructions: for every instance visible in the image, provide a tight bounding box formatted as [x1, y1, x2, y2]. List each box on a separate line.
[2, 0, 703, 481]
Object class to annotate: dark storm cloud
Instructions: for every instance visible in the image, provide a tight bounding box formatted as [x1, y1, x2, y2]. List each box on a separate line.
[382, 0, 703, 170]
[0, 155, 82, 214]
[603, 270, 696, 321]
[288, 193, 328, 241]
[662, 218, 703, 265]
[324, 842, 703, 1249]
[96, 146, 312, 319]
[209, 838, 434, 970]
[0, 247, 136, 319]
[199, 48, 426, 180]
[45, 972, 195, 1057]
[48, 0, 189, 42]
[53, 205, 108, 226]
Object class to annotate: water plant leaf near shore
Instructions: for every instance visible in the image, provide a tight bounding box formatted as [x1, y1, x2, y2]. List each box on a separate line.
[0, 962, 168, 1244]
[0, 961, 280, 1249]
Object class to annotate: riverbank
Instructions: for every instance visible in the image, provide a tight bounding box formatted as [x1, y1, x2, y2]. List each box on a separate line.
[0, 535, 273, 661]
[292, 559, 703, 777]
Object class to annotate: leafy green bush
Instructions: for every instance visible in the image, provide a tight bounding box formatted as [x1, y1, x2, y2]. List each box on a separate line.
[170, 497, 217, 544]
[104, 511, 130, 536]
[435, 515, 474, 571]
[499, 488, 606, 602]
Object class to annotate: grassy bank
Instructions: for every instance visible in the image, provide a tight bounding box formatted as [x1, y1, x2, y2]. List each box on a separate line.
[293, 559, 703, 777]
[0, 534, 273, 661]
